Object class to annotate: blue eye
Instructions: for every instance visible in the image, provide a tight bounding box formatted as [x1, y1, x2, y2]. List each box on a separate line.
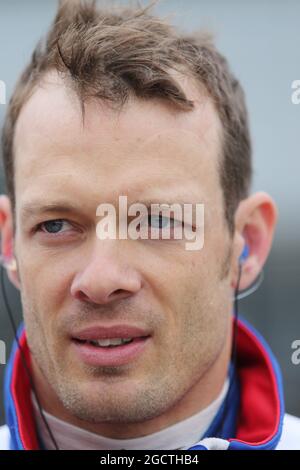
[148, 215, 173, 229]
[39, 219, 69, 234]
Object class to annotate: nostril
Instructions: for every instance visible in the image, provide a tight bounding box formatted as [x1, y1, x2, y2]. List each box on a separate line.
[76, 290, 90, 302]
[113, 289, 125, 296]
[71, 284, 135, 305]
[108, 289, 132, 302]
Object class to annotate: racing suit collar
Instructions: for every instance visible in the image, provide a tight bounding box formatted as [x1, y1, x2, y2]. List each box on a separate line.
[4, 317, 284, 450]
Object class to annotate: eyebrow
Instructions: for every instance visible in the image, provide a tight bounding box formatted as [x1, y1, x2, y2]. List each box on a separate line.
[20, 193, 202, 220]
[20, 201, 84, 221]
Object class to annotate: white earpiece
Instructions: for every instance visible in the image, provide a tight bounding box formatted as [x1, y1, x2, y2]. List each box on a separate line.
[0, 255, 17, 272]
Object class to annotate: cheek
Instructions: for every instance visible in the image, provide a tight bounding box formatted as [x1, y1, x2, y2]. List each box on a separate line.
[18, 254, 71, 324]
[167, 254, 215, 310]
[19, 262, 71, 367]
[164, 257, 228, 356]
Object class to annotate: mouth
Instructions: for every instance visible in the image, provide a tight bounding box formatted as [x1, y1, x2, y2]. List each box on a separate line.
[71, 334, 152, 367]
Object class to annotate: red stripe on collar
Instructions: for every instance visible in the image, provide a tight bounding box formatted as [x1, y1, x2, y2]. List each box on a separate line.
[230, 319, 282, 446]
[11, 329, 39, 450]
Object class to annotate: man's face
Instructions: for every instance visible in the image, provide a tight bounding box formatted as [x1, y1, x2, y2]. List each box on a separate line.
[12, 72, 234, 426]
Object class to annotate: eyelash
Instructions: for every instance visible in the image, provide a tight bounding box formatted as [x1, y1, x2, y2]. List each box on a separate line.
[33, 216, 192, 238]
[34, 219, 73, 235]
[146, 214, 184, 229]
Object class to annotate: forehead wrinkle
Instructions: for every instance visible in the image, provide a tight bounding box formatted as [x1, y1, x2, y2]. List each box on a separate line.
[135, 125, 222, 172]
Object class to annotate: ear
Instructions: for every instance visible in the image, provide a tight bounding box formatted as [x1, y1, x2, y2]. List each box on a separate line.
[0, 195, 20, 290]
[230, 191, 278, 291]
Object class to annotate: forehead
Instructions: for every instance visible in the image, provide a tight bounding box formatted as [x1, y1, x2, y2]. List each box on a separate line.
[13, 72, 223, 207]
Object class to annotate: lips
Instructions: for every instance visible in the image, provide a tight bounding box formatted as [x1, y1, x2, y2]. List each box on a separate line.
[71, 324, 152, 366]
[71, 324, 152, 341]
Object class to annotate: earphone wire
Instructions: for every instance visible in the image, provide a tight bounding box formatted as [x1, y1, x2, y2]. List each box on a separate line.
[231, 262, 243, 369]
[0, 264, 60, 450]
[218, 261, 243, 437]
[219, 254, 266, 437]
[235, 269, 264, 301]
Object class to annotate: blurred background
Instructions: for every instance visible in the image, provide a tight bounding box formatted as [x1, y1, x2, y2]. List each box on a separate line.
[0, 0, 299, 425]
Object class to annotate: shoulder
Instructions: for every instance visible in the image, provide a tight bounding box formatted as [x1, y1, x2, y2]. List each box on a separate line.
[0, 424, 10, 450]
[276, 413, 300, 450]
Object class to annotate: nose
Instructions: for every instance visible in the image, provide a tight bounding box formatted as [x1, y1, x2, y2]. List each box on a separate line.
[70, 241, 142, 305]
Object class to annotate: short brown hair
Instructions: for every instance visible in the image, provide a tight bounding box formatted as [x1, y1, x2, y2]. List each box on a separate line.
[1, 0, 252, 234]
